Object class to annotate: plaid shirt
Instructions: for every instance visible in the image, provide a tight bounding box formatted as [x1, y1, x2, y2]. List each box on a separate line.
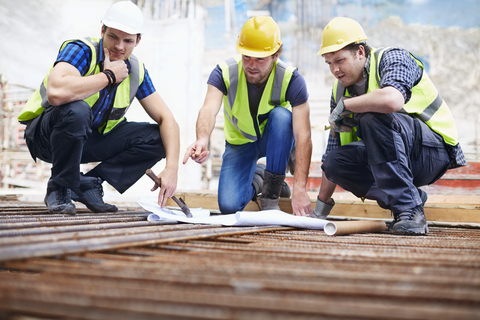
[322, 47, 466, 169]
[56, 39, 156, 127]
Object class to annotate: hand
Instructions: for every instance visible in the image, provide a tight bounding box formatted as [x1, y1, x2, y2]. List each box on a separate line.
[103, 48, 129, 83]
[291, 188, 313, 217]
[150, 168, 178, 208]
[183, 138, 210, 165]
[328, 97, 356, 133]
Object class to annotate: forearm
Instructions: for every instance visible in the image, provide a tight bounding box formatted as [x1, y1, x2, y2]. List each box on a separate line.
[292, 135, 312, 192]
[195, 106, 218, 142]
[344, 86, 404, 114]
[47, 72, 110, 106]
[160, 120, 180, 173]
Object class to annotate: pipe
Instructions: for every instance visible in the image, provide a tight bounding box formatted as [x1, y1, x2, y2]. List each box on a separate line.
[324, 220, 387, 236]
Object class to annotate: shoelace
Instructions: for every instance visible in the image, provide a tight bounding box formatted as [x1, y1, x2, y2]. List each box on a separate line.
[55, 187, 71, 204]
[397, 211, 413, 221]
[91, 178, 106, 203]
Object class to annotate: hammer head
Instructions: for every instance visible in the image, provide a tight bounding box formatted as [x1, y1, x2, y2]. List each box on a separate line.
[178, 197, 193, 218]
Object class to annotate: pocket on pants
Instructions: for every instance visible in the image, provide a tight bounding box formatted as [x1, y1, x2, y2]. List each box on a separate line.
[412, 145, 450, 186]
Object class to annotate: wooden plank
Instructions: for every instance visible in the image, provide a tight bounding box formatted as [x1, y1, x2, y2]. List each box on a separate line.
[166, 190, 480, 223]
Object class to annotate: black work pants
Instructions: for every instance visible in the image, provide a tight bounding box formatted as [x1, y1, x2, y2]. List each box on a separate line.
[25, 101, 166, 193]
[322, 112, 450, 214]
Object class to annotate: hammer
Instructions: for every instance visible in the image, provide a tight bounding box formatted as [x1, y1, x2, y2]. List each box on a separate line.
[145, 169, 193, 218]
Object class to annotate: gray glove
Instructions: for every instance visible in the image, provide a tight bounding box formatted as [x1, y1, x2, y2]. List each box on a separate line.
[311, 197, 335, 220]
[328, 97, 357, 133]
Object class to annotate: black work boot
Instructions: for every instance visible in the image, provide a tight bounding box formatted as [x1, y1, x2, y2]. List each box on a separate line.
[279, 181, 291, 198]
[44, 180, 76, 215]
[389, 189, 428, 231]
[391, 204, 429, 235]
[260, 170, 286, 211]
[252, 163, 266, 200]
[71, 177, 118, 213]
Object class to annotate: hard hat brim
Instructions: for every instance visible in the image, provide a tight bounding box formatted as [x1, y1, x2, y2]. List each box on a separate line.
[317, 38, 367, 56]
[102, 21, 141, 35]
[236, 43, 281, 58]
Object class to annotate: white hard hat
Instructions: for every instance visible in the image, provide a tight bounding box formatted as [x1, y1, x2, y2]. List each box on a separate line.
[102, 1, 144, 35]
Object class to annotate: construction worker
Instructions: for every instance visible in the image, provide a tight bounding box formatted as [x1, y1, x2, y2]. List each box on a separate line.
[183, 16, 313, 215]
[313, 17, 467, 234]
[18, 1, 180, 215]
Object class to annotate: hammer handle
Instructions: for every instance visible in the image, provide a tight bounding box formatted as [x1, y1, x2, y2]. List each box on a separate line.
[145, 169, 189, 213]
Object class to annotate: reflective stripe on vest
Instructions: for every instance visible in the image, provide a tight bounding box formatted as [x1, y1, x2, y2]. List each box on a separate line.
[219, 54, 295, 145]
[334, 47, 459, 146]
[18, 37, 144, 134]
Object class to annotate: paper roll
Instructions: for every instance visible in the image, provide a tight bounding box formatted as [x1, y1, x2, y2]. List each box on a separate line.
[324, 220, 387, 236]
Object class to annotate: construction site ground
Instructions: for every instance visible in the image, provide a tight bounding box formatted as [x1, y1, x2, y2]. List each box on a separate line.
[0, 188, 479, 320]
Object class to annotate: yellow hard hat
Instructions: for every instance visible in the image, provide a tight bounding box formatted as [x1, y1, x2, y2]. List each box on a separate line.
[317, 17, 368, 55]
[102, 1, 144, 35]
[236, 16, 282, 58]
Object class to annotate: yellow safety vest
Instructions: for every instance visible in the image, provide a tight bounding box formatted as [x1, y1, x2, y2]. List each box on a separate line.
[219, 54, 295, 145]
[334, 47, 459, 147]
[18, 37, 145, 134]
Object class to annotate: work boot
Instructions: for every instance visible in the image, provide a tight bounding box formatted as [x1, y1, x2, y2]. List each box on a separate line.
[252, 163, 266, 200]
[279, 181, 291, 198]
[252, 163, 290, 199]
[44, 180, 76, 215]
[391, 204, 429, 235]
[388, 189, 428, 231]
[260, 170, 286, 211]
[71, 176, 118, 213]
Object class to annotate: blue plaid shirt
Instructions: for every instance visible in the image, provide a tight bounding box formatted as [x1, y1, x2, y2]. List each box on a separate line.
[55, 39, 156, 127]
[322, 47, 466, 169]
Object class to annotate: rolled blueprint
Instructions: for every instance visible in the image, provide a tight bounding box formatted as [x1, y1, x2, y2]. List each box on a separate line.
[324, 220, 387, 236]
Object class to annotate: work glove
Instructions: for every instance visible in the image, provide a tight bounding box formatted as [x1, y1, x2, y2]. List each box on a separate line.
[328, 97, 357, 135]
[310, 197, 335, 220]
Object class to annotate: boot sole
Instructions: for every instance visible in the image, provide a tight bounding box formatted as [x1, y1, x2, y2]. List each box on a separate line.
[47, 206, 77, 216]
[392, 224, 429, 235]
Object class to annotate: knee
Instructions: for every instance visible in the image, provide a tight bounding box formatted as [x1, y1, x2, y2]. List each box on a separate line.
[55, 101, 92, 137]
[269, 107, 292, 126]
[63, 101, 92, 127]
[321, 152, 336, 177]
[218, 197, 243, 214]
[66, 101, 91, 118]
[358, 112, 394, 130]
[142, 124, 164, 156]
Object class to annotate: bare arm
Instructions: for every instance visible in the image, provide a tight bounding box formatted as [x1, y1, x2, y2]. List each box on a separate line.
[47, 48, 129, 106]
[140, 92, 180, 208]
[344, 86, 405, 114]
[182, 84, 224, 165]
[291, 101, 313, 216]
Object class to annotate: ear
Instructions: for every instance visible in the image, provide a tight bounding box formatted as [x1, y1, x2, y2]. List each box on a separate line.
[136, 35, 142, 46]
[358, 45, 366, 59]
[272, 52, 280, 62]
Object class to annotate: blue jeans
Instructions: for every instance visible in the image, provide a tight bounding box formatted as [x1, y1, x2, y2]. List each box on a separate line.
[218, 107, 294, 214]
[322, 112, 450, 214]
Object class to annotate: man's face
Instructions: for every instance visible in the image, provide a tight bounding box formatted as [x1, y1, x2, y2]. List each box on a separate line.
[242, 54, 278, 87]
[101, 27, 140, 61]
[323, 47, 366, 87]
